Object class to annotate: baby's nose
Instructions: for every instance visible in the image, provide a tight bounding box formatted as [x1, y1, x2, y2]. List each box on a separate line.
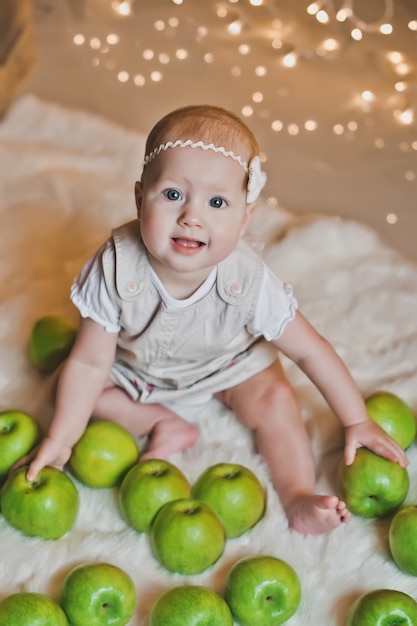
[178, 204, 204, 228]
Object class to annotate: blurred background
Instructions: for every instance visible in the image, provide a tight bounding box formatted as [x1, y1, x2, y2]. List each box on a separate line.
[3, 0, 417, 259]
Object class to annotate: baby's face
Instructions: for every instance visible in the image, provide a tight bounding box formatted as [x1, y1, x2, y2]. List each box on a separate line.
[136, 146, 254, 292]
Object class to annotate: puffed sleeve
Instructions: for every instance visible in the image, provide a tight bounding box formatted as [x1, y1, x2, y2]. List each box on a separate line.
[247, 264, 298, 340]
[70, 239, 121, 332]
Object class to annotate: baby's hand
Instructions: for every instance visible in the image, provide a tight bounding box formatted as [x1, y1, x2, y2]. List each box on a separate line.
[25, 437, 72, 482]
[344, 420, 408, 468]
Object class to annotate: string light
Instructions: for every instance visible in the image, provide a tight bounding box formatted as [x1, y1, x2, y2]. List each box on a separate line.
[282, 52, 297, 68]
[271, 120, 284, 132]
[332, 0, 394, 33]
[387, 51, 403, 64]
[89, 38, 101, 50]
[73, 34, 85, 46]
[111, 1, 133, 17]
[394, 109, 414, 125]
[316, 10, 330, 24]
[336, 8, 352, 22]
[106, 34, 119, 45]
[242, 106, 254, 117]
[228, 20, 243, 36]
[361, 90, 375, 103]
[380, 23, 393, 35]
[255, 66, 267, 76]
[317, 38, 340, 54]
[395, 81, 407, 93]
[307, 4, 321, 16]
[238, 44, 250, 55]
[73, 0, 415, 190]
[350, 28, 362, 41]
[175, 49, 188, 60]
[395, 62, 411, 77]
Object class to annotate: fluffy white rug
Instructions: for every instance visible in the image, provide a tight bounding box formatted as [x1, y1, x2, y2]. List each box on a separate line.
[1, 95, 417, 624]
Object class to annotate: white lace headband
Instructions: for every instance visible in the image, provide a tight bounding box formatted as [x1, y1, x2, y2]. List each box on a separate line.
[142, 139, 267, 203]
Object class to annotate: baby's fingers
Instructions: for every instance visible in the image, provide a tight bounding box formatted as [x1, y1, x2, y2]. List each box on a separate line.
[26, 458, 44, 482]
[344, 440, 359, 466]
[372, 437, 408, 468]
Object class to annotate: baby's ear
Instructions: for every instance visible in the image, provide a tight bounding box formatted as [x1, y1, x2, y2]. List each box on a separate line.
[134, 181, 143, 216]
[239, 202, 256, 237]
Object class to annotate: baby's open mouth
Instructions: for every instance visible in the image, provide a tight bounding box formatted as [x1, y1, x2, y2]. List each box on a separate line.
[172, 238, 205, 248]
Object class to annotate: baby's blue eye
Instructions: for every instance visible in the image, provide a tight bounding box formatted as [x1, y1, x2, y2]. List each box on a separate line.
[164, 189, 182, 201]
[210, 196, 225, 209]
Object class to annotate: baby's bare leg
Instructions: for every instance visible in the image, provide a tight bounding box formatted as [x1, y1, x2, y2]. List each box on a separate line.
[93, 382, 198, 459]
[216, 360, 350, 535]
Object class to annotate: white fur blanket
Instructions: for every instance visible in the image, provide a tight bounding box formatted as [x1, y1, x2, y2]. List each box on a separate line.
[1, 95, 417, 624]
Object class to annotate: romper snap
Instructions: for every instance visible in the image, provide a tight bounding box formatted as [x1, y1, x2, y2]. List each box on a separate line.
[126, 280, 138, 293]
[230, 283, 242, 295]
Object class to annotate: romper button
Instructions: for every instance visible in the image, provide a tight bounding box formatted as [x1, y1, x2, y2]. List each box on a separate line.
[230, 283, 242, 294]
[126, 281, 138, 293]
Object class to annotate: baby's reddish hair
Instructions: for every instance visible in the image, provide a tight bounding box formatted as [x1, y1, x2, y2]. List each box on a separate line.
[142, 105, 259, 178]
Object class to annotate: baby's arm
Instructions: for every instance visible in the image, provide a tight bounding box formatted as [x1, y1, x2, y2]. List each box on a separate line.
[26, 317, 118, 481]
[272, 311, 408, 468]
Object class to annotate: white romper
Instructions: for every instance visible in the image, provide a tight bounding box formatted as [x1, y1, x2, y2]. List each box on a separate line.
[71, 220, 298, 404]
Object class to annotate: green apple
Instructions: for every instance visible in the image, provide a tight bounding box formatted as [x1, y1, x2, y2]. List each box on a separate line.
[119, 459, 191, 533]
[365, 390, 416, 449]
[0, 409, 42, 481]
[60, 562, 136, 626]
[338, 448, 409, 518]
[29, 315, 77, 374]
[69, 419, 139, 488]
[347, 588, 417, 625]
[225, 554, 301, 626]
[191, 462, 265, 538]
[0, 465, 79, 539]
[0, 592, 68, 625]
[389, 506, 417, 575]
[150, 498, 225, 575]
[149, 585, 234, 626]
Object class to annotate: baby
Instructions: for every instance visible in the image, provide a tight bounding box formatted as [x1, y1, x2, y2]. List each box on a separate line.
[23, 105, 407, 535]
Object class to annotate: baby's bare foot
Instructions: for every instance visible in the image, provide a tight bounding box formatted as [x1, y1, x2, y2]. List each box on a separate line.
[286, 494, 351, 535]
[140, 418, 199, 461]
